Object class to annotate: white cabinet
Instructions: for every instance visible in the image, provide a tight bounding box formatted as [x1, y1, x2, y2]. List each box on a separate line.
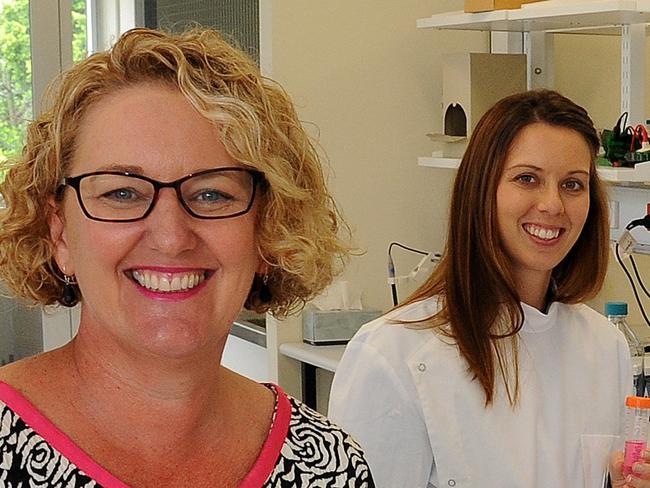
[222, 334, 269, 382]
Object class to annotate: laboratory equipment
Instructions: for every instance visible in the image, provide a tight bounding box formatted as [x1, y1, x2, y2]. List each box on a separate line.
[606, 301, 645, 396]
[387, 242, 441, 306]
[645, 345, 650, 397]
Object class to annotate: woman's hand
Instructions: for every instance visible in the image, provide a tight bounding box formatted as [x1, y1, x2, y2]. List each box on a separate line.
[610, 450, 650, 487]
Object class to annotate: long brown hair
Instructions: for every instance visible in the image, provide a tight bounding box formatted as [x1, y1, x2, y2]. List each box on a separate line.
[402, 89, 609, 405]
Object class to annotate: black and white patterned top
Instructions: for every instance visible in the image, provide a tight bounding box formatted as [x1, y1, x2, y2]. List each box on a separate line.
[0, 382, 374, 487]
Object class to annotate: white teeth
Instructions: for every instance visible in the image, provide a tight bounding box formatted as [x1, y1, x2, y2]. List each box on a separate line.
[524, 224, 560, 240]
[131, 270, 205, 292]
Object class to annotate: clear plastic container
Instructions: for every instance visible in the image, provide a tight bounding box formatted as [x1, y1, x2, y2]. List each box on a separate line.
[623, 396, 650, 476]
[606, 302, 645, 396]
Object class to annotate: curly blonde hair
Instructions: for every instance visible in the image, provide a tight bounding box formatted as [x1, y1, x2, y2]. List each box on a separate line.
[0, 27, 350, 317]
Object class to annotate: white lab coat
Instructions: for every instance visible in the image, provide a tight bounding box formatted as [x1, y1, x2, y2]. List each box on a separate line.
[329, 297, 631, 488]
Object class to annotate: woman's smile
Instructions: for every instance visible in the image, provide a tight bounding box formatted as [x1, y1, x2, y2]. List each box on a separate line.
[522, 223, 564, 243]
[127, 267, 213, 298]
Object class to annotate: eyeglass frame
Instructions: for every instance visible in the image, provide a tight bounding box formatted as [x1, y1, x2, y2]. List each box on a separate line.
[58, 167, 264, 223]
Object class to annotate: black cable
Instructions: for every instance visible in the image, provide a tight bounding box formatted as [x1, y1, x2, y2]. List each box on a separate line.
[387, 242, 430, 307]
[388, 242, 429, 256]
[390, 284, 398, 308]
[615, 242, 650, 328]
[629, 255, 650, 299]
[626, 217, 650, 231]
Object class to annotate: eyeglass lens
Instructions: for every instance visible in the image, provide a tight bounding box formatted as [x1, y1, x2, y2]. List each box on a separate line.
[78, 170, 255, 221]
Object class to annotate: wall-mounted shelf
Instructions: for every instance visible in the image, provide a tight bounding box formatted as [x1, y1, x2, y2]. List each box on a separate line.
[417, 157, 460, 169]
[596, 161, 650, 183]
[417, 1, 650, 33]
[419, 156, 650, 184]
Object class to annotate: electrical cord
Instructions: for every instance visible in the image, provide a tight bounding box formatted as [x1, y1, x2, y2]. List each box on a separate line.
[630, 255, 650, 298]
[387, 242, 432, 307]
[388, 242, 429, 256]
[616, 219, 650, 328]
[626, 215, 650, 231]
[624, 214, 650, 300]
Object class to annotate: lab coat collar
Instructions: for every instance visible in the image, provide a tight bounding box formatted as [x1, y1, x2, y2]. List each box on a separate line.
[520, 301, 560, 334]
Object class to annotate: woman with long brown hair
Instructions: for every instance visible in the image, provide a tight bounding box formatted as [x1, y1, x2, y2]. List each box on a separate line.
[330, 90, 634, 487]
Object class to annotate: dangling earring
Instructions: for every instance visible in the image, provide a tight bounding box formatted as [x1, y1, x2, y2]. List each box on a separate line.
[61, 274, 79, 307]
[259, 273, 272, 304]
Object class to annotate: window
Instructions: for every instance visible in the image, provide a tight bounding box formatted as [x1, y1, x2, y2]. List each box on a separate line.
[139, 0, 260, 64]
[0, 0, 87, 165]
[0, 0, 32, 164]
[0, 0, 89, 362]
[72, 0, 88, 63]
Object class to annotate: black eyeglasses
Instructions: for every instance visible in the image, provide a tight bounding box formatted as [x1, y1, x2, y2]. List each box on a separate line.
[59, 167, 263, 222]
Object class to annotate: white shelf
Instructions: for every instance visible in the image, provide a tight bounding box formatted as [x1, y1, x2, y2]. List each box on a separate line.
[417, 0, 650, 33]
[418, 8, 511, 31]
[418, 157, 460, 169]
[597, 161, 650, 182]
[418, 157, 650, 183]
[278, 342, 345, 373]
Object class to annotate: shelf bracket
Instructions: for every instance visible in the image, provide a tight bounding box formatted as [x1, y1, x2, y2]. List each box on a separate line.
[490, 31, 523, 54]
[525, 31, 554, 90]
[621, 23, 645, 126]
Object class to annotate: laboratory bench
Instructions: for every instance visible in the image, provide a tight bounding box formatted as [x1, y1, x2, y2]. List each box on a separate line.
[279, 342, 345, 409]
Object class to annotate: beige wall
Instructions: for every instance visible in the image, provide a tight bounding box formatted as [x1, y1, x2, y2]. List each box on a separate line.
[554, 34, 650, 132]
[270, 0, 487, 312]
[270, 2, 650, 342]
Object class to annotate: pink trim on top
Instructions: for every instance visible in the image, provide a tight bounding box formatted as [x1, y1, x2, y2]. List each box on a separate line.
[0, 381, 291, 488]
[0, 381, 131, 488]
[238, 384, 292, 487]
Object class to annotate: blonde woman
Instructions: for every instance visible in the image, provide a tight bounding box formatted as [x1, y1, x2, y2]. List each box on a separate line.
[330, 90, 633, 487]
[0, 28, 373, 487]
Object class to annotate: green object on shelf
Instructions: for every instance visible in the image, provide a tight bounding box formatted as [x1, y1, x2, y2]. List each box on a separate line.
[601, 113, 642, 167]
[596, 156, 612, 167]
[602, 128, 636, 167]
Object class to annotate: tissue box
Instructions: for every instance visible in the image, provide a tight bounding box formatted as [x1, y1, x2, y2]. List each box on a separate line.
[303, 309, 382, 345]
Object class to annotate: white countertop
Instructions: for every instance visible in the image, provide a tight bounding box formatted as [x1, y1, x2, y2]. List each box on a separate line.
[279, 342, 346, 372]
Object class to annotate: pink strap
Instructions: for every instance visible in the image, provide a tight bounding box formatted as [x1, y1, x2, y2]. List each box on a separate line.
[0, 381, 130, 487]
[0, 381, 291, 488]
[238, 384, 291, 487]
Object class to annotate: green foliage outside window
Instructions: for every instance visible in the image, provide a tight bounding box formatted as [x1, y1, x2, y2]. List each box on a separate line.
[0, 0, 86, 165]
[0, 0, 31, 164]
[72, 0, 87, 63]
